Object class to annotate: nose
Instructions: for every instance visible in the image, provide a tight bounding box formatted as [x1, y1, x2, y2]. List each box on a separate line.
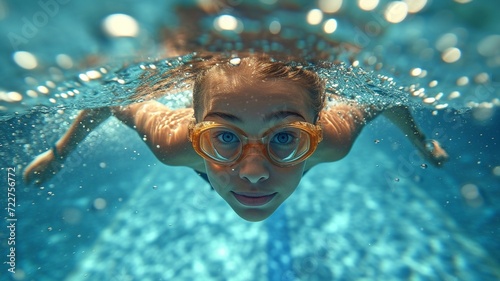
[237, 146, 270, 184]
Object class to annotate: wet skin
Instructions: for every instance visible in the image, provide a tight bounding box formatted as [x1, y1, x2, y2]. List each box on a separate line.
[23, 60, 448, 222]
[199, 69, 317, 222]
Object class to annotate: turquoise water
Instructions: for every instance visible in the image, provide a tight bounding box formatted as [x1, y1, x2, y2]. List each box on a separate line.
[1, 0, 499, 280]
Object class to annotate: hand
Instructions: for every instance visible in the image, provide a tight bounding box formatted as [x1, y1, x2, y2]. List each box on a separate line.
[423, 140, 449, 167]
[23, 149, 64, 186]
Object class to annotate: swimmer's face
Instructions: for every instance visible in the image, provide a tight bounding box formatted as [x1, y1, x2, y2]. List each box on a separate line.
[198, 65, 316, 222]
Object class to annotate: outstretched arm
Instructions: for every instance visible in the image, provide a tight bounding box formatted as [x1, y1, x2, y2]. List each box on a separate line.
[24, 101, 200, 186]
[382, 105, 448, 166]
[309, 97, 447, 168]
[23, 107, 112, 185]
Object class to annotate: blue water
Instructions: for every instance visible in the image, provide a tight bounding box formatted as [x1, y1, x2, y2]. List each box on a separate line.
[1, 0, 499, 280]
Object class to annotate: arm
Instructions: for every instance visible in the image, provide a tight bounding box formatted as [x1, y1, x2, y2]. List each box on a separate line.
[23, 107, 112, 185]
[112, 101, 199, 167]
[382, 105, 448, 166]
[24, 101, 201, 186]
[308, 99, 371, 167]
[309, 98, 447, 168]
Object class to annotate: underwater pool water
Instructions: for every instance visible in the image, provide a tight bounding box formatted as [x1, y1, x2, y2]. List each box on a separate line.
[0, 0, 499, 280]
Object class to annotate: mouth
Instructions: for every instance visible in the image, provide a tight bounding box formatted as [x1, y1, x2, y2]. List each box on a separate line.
[231, 191, 277, 207]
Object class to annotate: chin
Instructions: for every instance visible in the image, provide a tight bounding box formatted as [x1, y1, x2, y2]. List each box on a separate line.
[233, 205, 278, 222]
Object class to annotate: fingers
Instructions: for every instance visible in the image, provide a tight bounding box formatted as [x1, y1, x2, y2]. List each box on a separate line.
[23, 151, 58, 186]
[430, 140, 449, 159]
[23, 166, 44, 186]
[24, 169, 54, 186]
[22, 168, 32, 185]
[426, 140, 449, 167]
[23, 162, 39, 185]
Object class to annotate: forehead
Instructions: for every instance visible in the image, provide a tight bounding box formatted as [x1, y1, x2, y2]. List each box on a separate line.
[199, 64, 314, 121]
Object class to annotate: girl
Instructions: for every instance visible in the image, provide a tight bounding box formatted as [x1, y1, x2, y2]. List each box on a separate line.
[23, 53, 448, 221]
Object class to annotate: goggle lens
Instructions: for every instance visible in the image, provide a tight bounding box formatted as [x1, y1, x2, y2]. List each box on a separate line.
[199, 128, 242, 162]
[268, 128, 311, 164]
[197, 125, 315, 165]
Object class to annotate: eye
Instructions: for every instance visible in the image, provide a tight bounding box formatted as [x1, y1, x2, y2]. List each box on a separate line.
[215, 131, 239, 144]
[271, 132, 295, 145]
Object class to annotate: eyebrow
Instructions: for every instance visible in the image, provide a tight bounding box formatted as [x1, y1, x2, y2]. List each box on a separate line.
[204, 111, 306, 123]
[204, 112, 242, 122]
[263, 111, 306, 122]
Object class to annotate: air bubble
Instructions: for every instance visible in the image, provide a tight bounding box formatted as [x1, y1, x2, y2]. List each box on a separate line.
[93, 198, 107, 210]
[442, 47, 461, 63]
[269, 20, 281, 34]
[1, 91, 23, 102]
[448, 91, 461, 99]
[410, 68, 422, 76]
[102, 13, 139, 37]
[78, 73, 90, 82]
[456, 76, 469, 86]
[229, 57, 241, 66]
[428, 80, 438, 87]
[56, 54, 73, 69]
[86, 70, 102, 80]
[435, 103, 448, 110]
[13, 51, 38, 69]
[45, 81, 56, 88]
[474, 72, 489, 84]
[37, 86, 49, 94]
[423, 97, 436, 104]
[26, 90, 38, 98]
[306, 9, 323, 25]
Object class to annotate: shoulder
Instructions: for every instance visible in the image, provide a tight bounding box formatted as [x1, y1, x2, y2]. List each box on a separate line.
[120, 102, 204, 169]
[145, 108, 203, 168]
[305, 99, 371, 168]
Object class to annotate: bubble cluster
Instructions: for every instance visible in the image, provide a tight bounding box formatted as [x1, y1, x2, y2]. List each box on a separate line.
[0, 0, 497, 122]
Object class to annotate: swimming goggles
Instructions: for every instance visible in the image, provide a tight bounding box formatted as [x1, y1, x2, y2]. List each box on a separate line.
[188, 120, 323, 167]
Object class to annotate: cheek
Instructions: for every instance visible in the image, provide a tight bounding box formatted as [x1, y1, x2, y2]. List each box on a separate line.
[282, 161, 306, 181]
[205, 162, 233, 190]
[273, 165, 305, 192]
[205, 161, 305, 194]
[274, 168, 304, 191]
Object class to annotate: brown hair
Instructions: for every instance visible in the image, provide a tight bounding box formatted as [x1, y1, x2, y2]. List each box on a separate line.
[136, 52, 326, 121]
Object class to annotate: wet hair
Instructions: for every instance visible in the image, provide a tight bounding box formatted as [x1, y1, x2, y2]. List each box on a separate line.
[136, 52, 326, 122]
[193, 54, 325, 121]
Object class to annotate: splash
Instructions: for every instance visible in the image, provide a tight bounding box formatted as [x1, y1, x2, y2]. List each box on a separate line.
[0, 55, 417, 122]
[0, 0, 498, 121]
